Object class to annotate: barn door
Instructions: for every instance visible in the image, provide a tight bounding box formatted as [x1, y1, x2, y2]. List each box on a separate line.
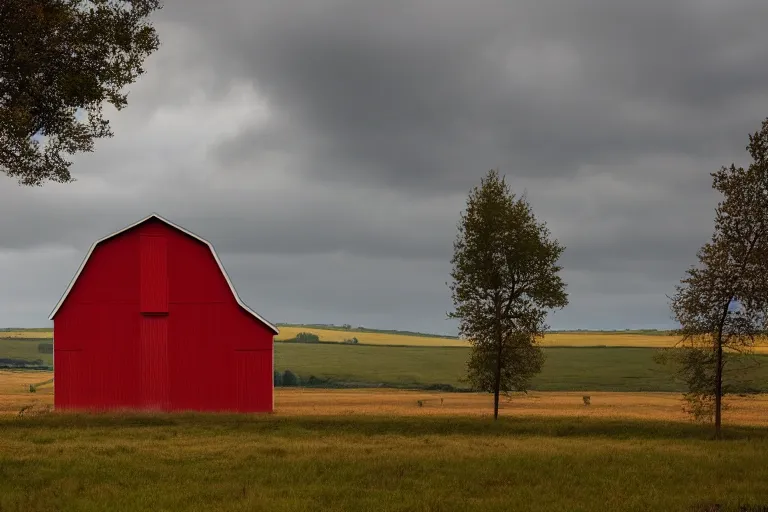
[139, 235, 169, 409]
[235, 350, 273, 412]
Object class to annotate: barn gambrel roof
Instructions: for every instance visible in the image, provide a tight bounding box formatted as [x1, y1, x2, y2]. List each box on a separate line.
[48, 213, 279, 335]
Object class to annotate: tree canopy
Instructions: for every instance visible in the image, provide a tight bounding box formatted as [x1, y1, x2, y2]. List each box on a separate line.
[1, 0, 162, 186]
[663, 117, 768, 438]
[449, 169, 568, 419]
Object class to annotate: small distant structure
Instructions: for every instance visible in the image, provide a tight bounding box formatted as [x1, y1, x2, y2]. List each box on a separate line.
[49, 214, 279, 413]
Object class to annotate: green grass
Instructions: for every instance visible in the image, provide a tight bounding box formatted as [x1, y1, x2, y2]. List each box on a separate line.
[0, 413, 767, 511]
[274, 343, 768, 393]
[3, 338, 767, 392]
[0, 339, 52, 366]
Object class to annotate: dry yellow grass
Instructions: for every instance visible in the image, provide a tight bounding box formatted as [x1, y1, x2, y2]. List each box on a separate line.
[4, 326, 768, 351]
[273, 388, 768, 426]
[275, 326, 470, 346]
[2, 370, 765, 426]
[0, 370, 54, 414]
[0, 330, 52, 339]
[276, 326, 768, 352]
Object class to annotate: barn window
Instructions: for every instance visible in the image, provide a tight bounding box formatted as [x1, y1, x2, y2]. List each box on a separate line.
[140, 235, 168, 313]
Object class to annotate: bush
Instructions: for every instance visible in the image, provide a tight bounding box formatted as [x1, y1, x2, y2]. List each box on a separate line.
[37, 343, 53, 354]
[294, 332, 320, 343]
[273, 371, 283, 386]
[343, 337, 359, 344]
[282, 369, 299, 386]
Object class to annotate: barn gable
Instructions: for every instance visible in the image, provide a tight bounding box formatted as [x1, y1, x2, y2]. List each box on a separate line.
[49, 213, 279, 335]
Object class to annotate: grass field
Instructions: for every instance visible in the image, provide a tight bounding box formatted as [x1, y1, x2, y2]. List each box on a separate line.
[4, 369, 768, 425]
[3, 338, 768, 392]
[5, 326, 768, 352]
[0, 339, 52, 365]
[275, 326, 768, 352]
[273, 343, 768, 393]
[0, 330, 52, 339]
[2, 371, 768, 510]
[1, 407, 768, 510]
[274, 326, 690, 347]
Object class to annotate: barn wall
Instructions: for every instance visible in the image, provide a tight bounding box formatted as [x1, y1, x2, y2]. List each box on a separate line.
[53, 217, 274, 413]
[54, 229, 142, 410]
[139, 235, 169, 313]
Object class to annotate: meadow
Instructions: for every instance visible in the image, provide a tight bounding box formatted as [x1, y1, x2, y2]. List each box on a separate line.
[277, 326, 681, 348]
[1, 404, 768, 511]
[274, 344, 768, 393]
[3, 336, 768, 393]
[3, 366, 768, 511]
[5, 325, 768, 351]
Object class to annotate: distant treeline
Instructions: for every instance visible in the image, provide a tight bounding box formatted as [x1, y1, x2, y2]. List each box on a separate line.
[0, 357, 51, 369]
[273, 368, 467, 392]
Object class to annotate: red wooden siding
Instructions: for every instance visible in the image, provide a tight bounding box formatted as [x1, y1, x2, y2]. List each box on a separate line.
[235, 350, 273, 412]
[140, 315, 170, 409]
[140, 235, 168, 313]
[51, 215, 275, 413]
[54, 350, 87, 410]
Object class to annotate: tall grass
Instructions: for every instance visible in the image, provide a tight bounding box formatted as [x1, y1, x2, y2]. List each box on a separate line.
[0, 414, 767, 511]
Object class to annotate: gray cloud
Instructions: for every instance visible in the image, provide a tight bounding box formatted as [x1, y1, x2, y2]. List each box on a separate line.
[1, 0, 767, 334]
[194, 0, 768, 192]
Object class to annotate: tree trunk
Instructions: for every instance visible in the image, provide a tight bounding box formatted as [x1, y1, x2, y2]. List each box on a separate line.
[493, 345, 502, 420]
[715, 340, 723, 439]
[493, 299, 503, 420]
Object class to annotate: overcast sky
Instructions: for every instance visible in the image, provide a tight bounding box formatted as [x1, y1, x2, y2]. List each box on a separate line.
[3, 0, 768, 334]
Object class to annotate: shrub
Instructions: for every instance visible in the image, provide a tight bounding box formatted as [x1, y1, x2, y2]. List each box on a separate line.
[282, 369, 299, 386]
[37, 343, 53, 354]
[273, 371, 283, 386]
[294, 332, 320, 343]
[343, 337, 359, 344]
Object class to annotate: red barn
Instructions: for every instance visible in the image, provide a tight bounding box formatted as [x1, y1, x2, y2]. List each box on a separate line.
[48, 213, 279, 413]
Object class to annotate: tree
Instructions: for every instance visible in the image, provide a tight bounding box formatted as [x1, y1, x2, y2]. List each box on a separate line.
[1, 0, 162, 186]
[661, 118, 768, 439]
[282, 369, 299, 387]
[294, 332, 320, 343]
[448, 169, 568, 420]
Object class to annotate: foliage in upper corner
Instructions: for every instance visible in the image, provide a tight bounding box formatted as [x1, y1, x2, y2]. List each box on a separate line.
[0, 0, 163, 186]
[660, 117, 768, 434]
[448, 169, 568, 417]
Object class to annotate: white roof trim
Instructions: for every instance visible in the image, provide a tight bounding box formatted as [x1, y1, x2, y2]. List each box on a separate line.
[48, 213, 279, 335]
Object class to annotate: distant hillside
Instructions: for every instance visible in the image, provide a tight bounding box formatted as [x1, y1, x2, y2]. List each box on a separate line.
[276, 324, 673, 338]
[548, 329, 674, 336]
[275, 323, 461, 339]
[0, 328, 53, 333]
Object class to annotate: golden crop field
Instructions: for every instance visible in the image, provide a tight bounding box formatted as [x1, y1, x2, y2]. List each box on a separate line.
[2, 370, 766, 426]
[0, 370, 54, 414]
[5, 326, 768, 352]
[275, 326, 469, 346]
[276, 326, 768, 352]
[0, 330, 52, 339]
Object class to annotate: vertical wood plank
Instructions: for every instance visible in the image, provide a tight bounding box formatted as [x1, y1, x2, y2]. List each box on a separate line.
[140, 235, 168, 313]
[140, 315, 169, 409]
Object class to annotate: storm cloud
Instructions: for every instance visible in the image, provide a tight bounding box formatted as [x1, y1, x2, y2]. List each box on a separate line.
[2, 0, 767, 333]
